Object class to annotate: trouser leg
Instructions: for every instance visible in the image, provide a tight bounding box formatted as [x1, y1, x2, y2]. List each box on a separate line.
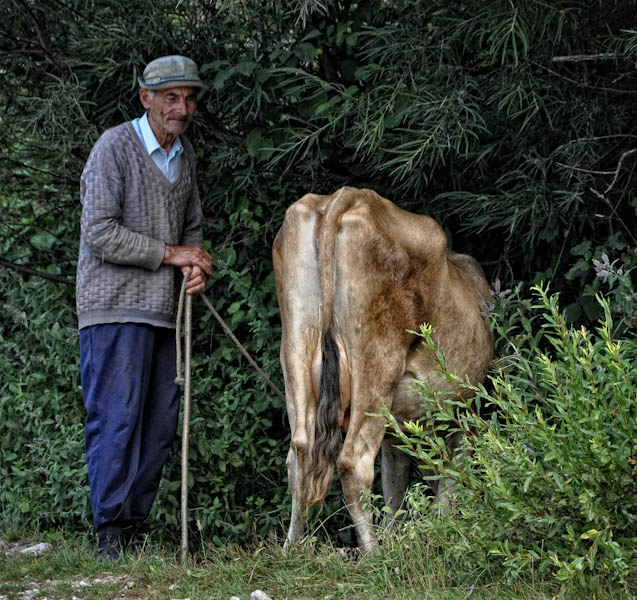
[127, 326, 180, 522]
[79, 323, 179, 532]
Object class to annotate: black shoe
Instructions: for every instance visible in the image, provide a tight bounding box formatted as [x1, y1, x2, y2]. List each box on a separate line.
[120, 522, 136, 548]
[96, 525, 130, 562]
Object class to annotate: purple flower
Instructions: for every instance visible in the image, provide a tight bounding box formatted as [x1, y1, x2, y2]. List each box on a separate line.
[592, 254, 612, 281]
[490, 278, 512, 299]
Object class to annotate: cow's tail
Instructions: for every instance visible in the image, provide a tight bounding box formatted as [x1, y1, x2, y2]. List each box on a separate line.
[305, 329, 340, 507]
[304, 187, 357, 509]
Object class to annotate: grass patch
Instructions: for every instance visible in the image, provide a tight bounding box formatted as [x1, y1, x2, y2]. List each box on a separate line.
[1, 530, 633, 600]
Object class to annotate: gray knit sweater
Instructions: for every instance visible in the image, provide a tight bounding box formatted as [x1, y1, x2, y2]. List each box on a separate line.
[76, 122, 203, 330]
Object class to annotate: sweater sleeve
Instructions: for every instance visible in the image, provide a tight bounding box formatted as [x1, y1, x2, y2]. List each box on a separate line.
[179, 149, 204, 247]
[80, 133, 166, 271]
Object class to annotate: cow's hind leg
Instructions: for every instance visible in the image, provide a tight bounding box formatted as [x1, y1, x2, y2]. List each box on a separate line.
[284, 447, 305, 549]
[274, 194, 329, 550]
[337, 415, 387, 553]
[432, 430, 464, 512]
[380, 438, 412, 527]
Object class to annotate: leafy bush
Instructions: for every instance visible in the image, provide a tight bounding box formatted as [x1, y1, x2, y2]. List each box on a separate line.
[387, 283, 637, 591]
[0, 270, 89, 530]
[564, 232, 637, 331]
[0, 262, 291, 545]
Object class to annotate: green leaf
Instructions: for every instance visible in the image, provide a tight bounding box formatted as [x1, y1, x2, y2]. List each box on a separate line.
[227, 301, 242, 315]
[30, 232, 57, 251]
[235, 61, 256, 76]
[294, 43, 316, 62]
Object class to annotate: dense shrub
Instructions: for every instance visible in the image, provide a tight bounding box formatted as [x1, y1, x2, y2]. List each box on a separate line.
[388, 278, 637, 590]
[0, 270, 89, 529]
[0, 261, 291, 544]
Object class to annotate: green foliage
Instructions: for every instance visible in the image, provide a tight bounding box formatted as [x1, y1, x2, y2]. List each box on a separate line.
[387, 283, 637, 591]
[564, 233, 637, 330]
[0, 270, 89, 529]
[4, 0, 637, 288]
[2, 0, 637, 549]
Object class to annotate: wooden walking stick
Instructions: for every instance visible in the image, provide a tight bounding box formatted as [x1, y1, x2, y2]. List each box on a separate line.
[176, 271, 193, 566]
[174, 270, 284, 567]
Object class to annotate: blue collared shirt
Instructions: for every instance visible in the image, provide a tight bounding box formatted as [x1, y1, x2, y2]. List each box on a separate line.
[131, 113, 183, 183]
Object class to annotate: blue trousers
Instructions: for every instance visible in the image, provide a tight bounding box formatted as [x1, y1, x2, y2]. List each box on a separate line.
[79, 323, 180, 531]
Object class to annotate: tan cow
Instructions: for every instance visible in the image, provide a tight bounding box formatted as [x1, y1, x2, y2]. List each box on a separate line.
[272, 187, 493, 552]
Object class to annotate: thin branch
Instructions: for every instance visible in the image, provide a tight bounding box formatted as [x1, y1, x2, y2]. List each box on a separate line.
[0, 257, 74, 285]
[552, 52, 617, 63]
[13, 0, 71, 76]
[604, 148, 637, 193]
[554, 162, 614, 176]
[532, 60, 637, 96]
[589, 188, 637, 245]
[0, 48, 51, 58]
[14, 0, 55, 62]
[566, 134, 637, 144]
[0, 155, 73, 182]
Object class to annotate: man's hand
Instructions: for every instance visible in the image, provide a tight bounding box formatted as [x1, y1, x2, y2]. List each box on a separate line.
[163, 244, 213, 294]
[180, 265, 207, 294]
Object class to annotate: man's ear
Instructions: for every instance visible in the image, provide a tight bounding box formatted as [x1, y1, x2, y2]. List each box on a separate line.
[139, 88, 150, 110]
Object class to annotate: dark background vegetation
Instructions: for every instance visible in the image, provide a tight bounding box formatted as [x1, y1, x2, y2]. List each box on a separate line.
[1, 0, 636, 563]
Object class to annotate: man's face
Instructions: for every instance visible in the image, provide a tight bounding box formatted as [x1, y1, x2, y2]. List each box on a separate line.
[140, 86, 198, 141]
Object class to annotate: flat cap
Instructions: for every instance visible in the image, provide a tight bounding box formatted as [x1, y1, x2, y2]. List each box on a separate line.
[138, 55, 208, 91]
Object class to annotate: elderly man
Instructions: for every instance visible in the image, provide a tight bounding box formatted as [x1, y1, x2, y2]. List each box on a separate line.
[76, 55, 212, 560]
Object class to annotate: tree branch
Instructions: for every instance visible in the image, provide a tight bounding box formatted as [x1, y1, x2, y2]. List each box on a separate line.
[604, 148, 637, 193]
[552, 52, 617, 63]
[0, 257, 74, 285]
[533, 60, 637, 95]
[554, 162, 614, 176]
[13, 0, 68, 76]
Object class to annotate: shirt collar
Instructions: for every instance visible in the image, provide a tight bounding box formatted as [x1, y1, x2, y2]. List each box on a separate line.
[139, 112, 183, 158]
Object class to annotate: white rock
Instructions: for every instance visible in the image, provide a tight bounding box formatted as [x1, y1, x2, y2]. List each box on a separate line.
[15, 589, 42, 600]
[251, 591, 272, 600]
[19, 543, 52, 556]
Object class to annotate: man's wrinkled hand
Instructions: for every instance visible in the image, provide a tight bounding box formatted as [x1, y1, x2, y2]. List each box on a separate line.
[181, 265, 207, 295]
[163, 244, 212, 273]
[163, 244, 212, 294]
